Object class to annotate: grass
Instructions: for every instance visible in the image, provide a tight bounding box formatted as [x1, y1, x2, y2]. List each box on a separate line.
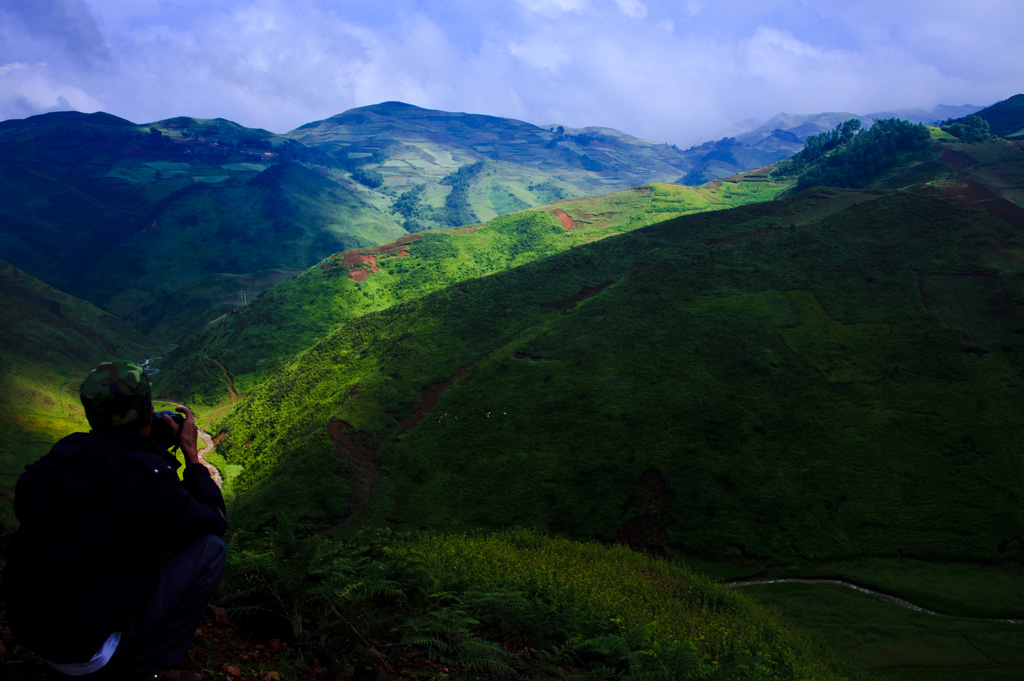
[742, 582, 1024, 680]
[413, 528, 855, 679]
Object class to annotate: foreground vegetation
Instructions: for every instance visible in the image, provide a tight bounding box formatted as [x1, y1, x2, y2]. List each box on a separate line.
[216, 526, 852, 680]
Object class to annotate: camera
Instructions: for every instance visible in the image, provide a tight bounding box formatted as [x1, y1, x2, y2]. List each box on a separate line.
[151, 409, 185, 450]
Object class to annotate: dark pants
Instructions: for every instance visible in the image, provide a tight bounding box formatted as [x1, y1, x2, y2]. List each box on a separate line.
[112, 534, 227, 670]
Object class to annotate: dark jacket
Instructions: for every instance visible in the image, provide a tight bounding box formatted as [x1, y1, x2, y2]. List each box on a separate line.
[1, 430, 228, 662]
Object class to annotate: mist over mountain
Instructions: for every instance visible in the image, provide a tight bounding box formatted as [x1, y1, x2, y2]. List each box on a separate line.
[677, 102, 988, 185]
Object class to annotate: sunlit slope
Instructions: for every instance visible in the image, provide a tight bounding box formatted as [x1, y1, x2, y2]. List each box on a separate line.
[0, 261, 160, 485]
[214, 184, 1024, 565]
[158, 179, 785, 406]
[286, 101, 694, 192]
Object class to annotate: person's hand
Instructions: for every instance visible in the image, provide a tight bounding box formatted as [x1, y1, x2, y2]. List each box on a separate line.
[173, 405, 200, 466]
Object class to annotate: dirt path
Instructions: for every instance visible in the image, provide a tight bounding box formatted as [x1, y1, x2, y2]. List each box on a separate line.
[196, 430, 223, 488]
[204, 352, 238, 404]
[728, 578, 1019, 624]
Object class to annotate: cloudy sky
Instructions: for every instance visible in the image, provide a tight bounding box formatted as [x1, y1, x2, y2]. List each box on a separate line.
[1, 0, 1021, 147]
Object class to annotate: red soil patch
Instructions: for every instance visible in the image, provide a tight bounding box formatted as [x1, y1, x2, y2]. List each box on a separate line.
[212, 431, 225, 445]
[920, 179, 1024, 230]
[632, 186, 653, 194]
[552, 209, 574, 232]
[541, 280, 615, 314]
[400, 369, 467, 431]
[339, 252, 379, 268]
[331, 234, 424, 281]
[939, 148, 975, 170]
[552, 209, 615, 232]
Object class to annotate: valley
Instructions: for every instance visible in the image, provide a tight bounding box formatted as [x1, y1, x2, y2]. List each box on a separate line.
[2, 98, 1024, 680]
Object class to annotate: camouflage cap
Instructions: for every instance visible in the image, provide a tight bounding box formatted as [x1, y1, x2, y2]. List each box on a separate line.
[80, 360, 152, 430]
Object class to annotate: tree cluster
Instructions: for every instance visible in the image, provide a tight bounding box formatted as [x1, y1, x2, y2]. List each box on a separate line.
[940, 115, 995, 143]
[440, 161, 484, 226]
[773, 118, 930, 190]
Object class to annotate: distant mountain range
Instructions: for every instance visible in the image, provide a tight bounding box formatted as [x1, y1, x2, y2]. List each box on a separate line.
[0, 99, 992, 343]
[677, 102, 986, 184]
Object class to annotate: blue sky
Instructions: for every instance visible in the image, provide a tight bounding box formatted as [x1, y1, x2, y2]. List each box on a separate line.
[1, 0, 1021, 147]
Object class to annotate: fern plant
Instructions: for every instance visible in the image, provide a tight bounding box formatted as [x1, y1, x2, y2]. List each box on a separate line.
[219, 523, 409, 659]
[575, 620, 717, 680]
[399, 593, 517, 679]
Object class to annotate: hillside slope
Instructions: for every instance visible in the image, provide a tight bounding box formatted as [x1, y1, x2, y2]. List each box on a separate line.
[0, 260, 159, 485]
[286, 101, 693, 194]
[158, 178, 786, 405]
[679, 103, 986, 185]
[945, 93, 1024, 138]
[214, 138, 1024, 567]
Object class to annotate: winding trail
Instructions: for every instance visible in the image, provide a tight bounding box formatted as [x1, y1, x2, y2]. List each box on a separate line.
[196, 430, 223, 488]
[727, 578, 1019, 624]
[203, 352, 238, 404]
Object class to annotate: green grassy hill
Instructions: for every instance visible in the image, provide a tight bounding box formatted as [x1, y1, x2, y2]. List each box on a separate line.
[6, 109, 1024, 678]
[197, 133, 1024, 678]
[212, 181, 1024, 564]
[0, 112, 398, 341]
[0, 260, 160, 486]
[679, 103, 988, 186]
[286, 102, 693, 192]
[157, 178, 786, 408]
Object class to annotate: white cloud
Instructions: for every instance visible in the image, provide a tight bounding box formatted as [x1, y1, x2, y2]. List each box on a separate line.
[614, 0, 648, 19]
[2, 1, 1023, 145]
[516, 0, 586, 16]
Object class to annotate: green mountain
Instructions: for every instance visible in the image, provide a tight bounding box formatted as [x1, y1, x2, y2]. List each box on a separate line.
[945, 93, 1024, 138]
[0, 260, 160, 485]
[193, 131, 1024, 679]
[286, 101, 693, 192]
[210, 154, 1024, 563]
[5, 105, 1024, 679]
[0, 111, 398, 341]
